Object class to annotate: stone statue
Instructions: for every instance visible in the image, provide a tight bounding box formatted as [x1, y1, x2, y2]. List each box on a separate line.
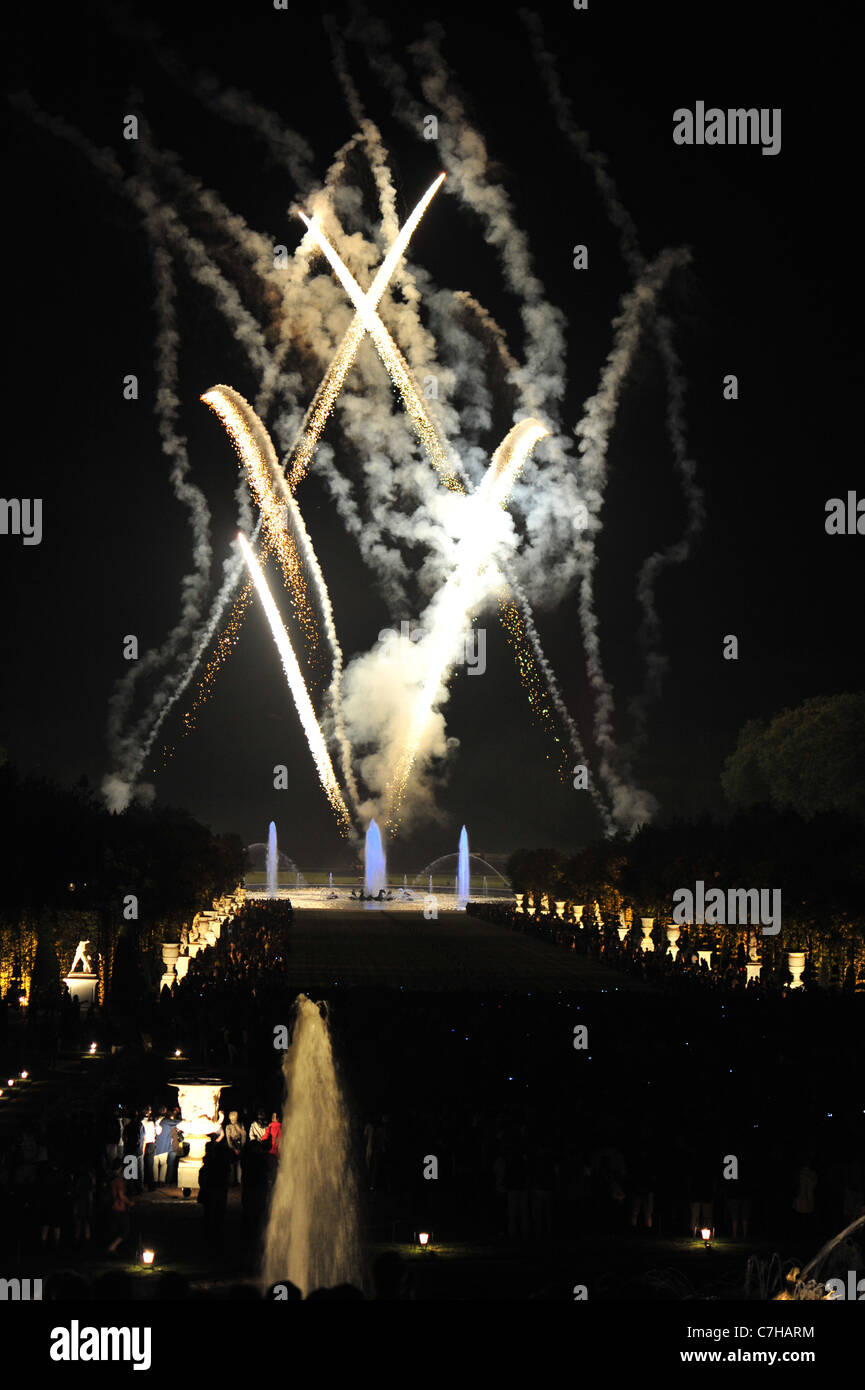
[70, 940, 93, 974]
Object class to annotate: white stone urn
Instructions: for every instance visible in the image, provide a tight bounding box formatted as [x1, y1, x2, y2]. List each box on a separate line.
[640, 918, 655, 952]
[174, 955, 191, 981]
[745, 960, 761, 982]
[666, 924, 680, 950]
[554, 900, 565, 920]
[788, 950, 806, 990]
[161, 943, 181, 967]
[573, 905, 584, 926]
[616, 924, 628, 942]
[170, 1078, 226, 1194]
[515, 893, 524, 914]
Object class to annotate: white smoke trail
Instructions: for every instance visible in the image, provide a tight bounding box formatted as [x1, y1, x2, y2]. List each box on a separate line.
[520, 8, 704, 742]
[573, 249, 690, 829]
[203, 385, 361, 818]
[237, 533, 353, 836]
[386, 418, 548, 827]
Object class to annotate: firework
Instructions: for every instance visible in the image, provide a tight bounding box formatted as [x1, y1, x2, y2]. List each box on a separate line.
[237, 532, 354, 837]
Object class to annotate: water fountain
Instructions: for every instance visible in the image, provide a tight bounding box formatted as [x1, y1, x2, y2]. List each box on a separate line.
[263, 995, 363, 1296]
[364, 820, 386, 898]
[457, 825, 470, 904]
[266, 821, 278, 898]
[169, 1078, 226, 1194]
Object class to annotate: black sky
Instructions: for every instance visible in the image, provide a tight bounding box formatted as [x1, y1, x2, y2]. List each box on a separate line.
[1, 0, 862, 870]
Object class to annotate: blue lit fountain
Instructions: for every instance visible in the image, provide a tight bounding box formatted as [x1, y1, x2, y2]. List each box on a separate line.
[364, 820, 386, 899]
[266, 821, 278, 899]
[457, 825, 470, 905]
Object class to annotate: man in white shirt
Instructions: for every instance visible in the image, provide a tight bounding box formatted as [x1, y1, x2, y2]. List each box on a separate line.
[140, 1110, 158, 1191]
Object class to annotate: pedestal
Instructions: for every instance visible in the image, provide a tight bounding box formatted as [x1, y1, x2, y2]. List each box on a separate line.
[65, 973, 98, 1006]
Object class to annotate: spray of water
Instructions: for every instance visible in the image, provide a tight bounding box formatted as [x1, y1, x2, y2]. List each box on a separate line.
[457, 824, 470, 903]
[266, 821, 278, 898]
[364, 820, 387, 897]
[263, 995, 363, 1297]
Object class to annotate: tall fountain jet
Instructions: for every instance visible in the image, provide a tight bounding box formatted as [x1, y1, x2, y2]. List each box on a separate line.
[457, 825, 470, 904]
[364, 820, 386, 898]
[263, 995, 363, 1296]
[266, 821, 278, 899]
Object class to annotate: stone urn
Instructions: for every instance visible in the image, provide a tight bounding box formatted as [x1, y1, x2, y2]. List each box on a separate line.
[640, 918, 655, 953]
[554, 900, 565, 920]
[170, 1078, 226, 1194]
[573, 905, 584, 927]
[515, 893, 524, 915]
[788, 950, 806, 990]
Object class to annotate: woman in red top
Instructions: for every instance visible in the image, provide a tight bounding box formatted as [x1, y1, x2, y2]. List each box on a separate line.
[263, 1113, 282, 1159]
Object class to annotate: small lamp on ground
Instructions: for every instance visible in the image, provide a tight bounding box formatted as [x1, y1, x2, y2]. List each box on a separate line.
[141, 1248, 156, 1266]
[416, 1231, 433, 1249]
[700, 1226, 713, 1248]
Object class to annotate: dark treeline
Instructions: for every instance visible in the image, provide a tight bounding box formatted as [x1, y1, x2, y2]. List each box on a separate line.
[0, 758, 244, 1004]
[507, 804, 865, 933]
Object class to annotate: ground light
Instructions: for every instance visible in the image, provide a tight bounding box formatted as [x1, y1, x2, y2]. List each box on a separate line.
[701, 1227, 713, 1248]
[89, 1043, 97, 1054]
[19, 1071, 28, 1080]
[141, 1249, 155, 1266]
[416, 1231, 433, 1249]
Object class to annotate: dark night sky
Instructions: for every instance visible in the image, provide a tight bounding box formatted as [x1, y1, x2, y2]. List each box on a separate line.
[1, 0, 862, 871]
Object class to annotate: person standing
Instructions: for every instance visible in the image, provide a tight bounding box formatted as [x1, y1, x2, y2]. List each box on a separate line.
[140, 1110, 157, 1191]
[262, 1112, 282, 1185]
[122, 1112, 142, 1194]
[249, 1110, 268, 1144]
[225, 1111, 247, 1187]
[166, 1107, 182, 1187]
[107, 1158, 134, 1254]
[197, 1138, 230, 1252]
[153, 1107, 176, 1186]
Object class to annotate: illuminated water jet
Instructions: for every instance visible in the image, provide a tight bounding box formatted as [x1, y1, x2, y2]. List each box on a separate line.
[263, 995, 363, 1296]
[266, 821, 278, 898]
[364, 820, 386, 898]
[457, 825, 470, 904]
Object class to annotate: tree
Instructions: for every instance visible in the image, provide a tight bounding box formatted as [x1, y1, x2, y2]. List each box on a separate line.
[722, 693, 865, 821]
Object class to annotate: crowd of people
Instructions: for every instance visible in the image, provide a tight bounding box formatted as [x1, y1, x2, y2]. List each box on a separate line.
[1, 892, 862, 1297]
[470, 900, 865, 996]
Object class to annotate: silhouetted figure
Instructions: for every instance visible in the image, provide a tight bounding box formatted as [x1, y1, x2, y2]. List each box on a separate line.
[241, 1137, 269, 1245]
[198, 1138, 230, 1252]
